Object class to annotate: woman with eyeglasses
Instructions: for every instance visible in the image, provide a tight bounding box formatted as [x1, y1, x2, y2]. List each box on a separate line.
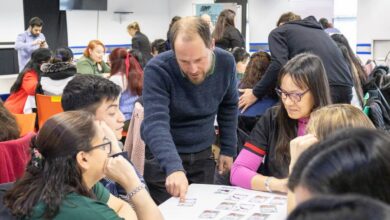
[4, 111, 163, 220]
[230, 53, 332, 193]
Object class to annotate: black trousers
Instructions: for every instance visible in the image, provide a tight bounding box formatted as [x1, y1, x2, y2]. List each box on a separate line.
[330, 85, 353, 104]
[143, 147, 216, 205]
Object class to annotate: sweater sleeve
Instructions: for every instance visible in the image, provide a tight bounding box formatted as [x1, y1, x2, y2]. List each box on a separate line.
[132, 37, 140, 50]
[217, 56, 239, 157]
[253, 28, 289, 99]
[101, 61, 111, 73]
[141, 62, 184, 176]
[21, 71, 38, 95]
[230, 149, 264, 189]
[76, 59, 94, 74]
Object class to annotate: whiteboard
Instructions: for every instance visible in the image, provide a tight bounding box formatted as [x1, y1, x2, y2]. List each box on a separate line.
[0, 0, 24, 43]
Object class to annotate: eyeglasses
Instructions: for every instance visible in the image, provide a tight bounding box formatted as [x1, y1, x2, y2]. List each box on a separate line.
[88, 137, 112, 154]
[275, 88, 310, 103]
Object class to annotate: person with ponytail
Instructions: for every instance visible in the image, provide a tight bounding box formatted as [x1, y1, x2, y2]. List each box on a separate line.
[4, 111, 163, 220]
[4, 48, 51, 113]
[109, 48, 143, 130]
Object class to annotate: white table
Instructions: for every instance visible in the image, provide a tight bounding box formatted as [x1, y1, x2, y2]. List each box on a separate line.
[159, 184, 287, 220]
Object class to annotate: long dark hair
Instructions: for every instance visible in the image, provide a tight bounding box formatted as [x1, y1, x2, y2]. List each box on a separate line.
[275, 53, 332, 168]
[10, 48, 51, 93]
[289, 128, 390, 204]
[239, 51, 271, 89]
[212, 9, 236, 41]
[4, 111, 97, 219]
[331, 34, 366, 105]
[109, 48, 143, 96]
[0, 100, 20, 141]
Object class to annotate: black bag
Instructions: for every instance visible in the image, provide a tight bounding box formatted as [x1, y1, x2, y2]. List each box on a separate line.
[363, 66, 390, 131]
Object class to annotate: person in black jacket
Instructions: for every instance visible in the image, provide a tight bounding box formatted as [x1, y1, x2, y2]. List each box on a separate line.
[212, 9, 245, 51]
[127, 22, 153, 63]
[239, 12, 353, 111]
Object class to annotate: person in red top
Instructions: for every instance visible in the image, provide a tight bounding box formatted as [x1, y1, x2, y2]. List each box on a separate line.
[5, 48, 51, 113]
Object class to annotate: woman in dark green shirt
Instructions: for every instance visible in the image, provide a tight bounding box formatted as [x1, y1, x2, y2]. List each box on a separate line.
[4, 111, 162, 220]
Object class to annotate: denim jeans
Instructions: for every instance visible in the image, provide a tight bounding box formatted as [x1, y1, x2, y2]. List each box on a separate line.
[143, 147, 216, 205]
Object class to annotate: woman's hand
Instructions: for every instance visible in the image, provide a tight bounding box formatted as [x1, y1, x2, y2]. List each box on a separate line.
[238, 89, 258, 112]
[104, 156, 141, 191]
[99, 120, 122, 154]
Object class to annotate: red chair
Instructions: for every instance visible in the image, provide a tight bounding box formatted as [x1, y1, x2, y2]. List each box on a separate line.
[0, 132, 35, 184]
[35, 94, 63, 128]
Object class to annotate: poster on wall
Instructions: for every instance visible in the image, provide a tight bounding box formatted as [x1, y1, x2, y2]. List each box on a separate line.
[194, 3, 242, 32]
[195, 4, 224, 26]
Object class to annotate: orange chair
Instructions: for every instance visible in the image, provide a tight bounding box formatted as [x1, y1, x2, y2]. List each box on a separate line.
[12, 113, 36, 136]
[35, 94, 63, 128]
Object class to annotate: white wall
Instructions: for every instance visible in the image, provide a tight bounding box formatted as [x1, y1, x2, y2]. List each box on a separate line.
[67, 0, 171, 47]
[0, 0, 24, 43]
[357, 0, 390, 63]
[248, 0, 334, 43]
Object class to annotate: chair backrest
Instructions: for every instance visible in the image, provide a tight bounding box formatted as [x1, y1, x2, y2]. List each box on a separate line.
[0, 132, 35, 184]
[12, 113, 36, 137]
[124, 102, 145, 175]
[35, 94, 63, 128]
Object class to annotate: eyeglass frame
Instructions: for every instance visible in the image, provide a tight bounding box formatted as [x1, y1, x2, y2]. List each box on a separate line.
[275, 88, 310, 103]
[87, 137, 112, 154]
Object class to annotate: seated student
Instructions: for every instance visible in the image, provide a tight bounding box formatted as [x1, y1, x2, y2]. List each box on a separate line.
[4, 48, 51, 114]
[0, 100, 20, 142]
[76, 40, 111, 75]
[231, 47, 249, 81]
[61, 74, 145, 198]
[3, 111, 163, 219]
[288, 128, 390, 206]
[151, 39, 167, 57]
[109, 48, 143, 131]
[39, 47, 76, 96]
[287, 194, 390, 220]
[239, 51, 277, 118]
[230, 53, 332, 193]
[289, 103, 375, 170]
[287, 104, 376, 211]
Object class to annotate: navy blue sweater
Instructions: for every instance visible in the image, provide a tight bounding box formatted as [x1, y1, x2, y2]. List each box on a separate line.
[141, 48, 238, 176]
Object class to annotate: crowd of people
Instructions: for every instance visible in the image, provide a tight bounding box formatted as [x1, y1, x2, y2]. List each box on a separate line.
[1, 9, 389, 220]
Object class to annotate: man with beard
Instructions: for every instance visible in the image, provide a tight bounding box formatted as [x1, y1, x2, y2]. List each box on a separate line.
[15, 17, 49, 71]
[141, 16, 238, 204]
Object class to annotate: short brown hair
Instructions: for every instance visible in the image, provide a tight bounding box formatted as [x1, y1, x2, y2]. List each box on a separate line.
[170, 16, 212, 51]
[276, 12, 301, 27]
